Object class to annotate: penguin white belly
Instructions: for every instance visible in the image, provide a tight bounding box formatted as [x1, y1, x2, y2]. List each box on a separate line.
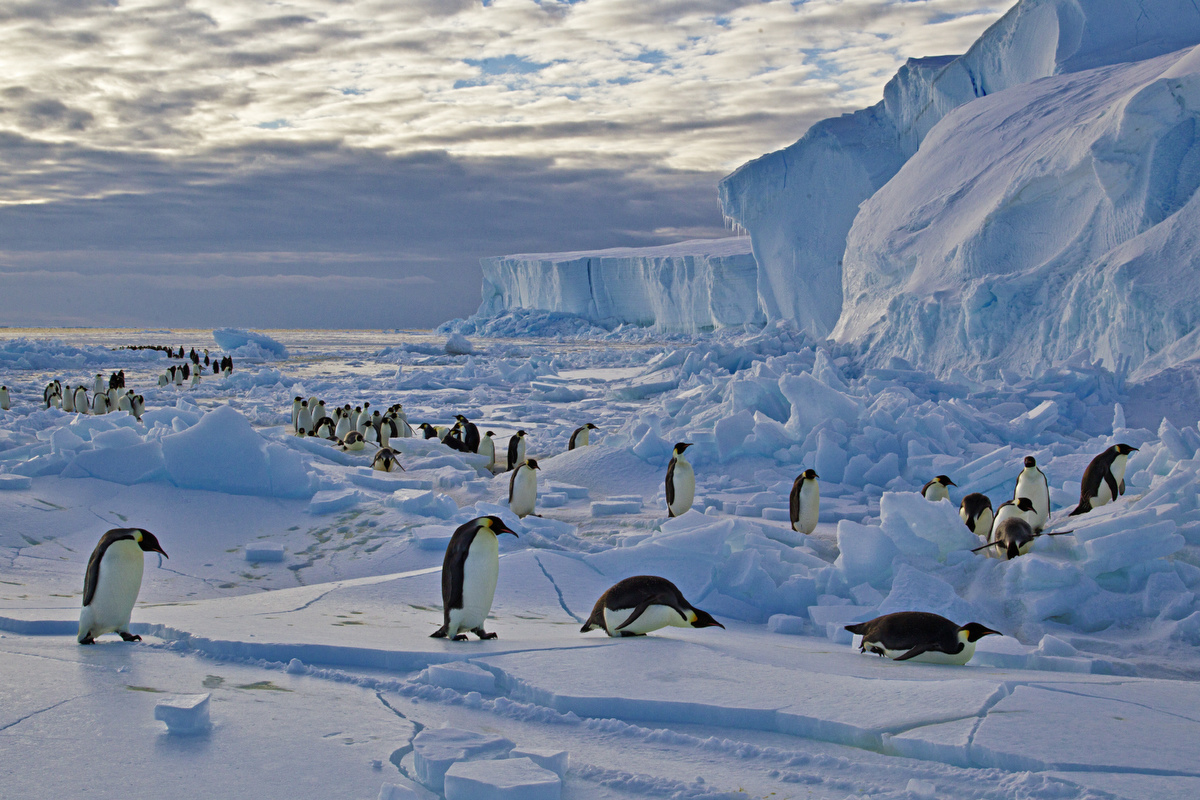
[576, 429, 590, 447]
[668, 460, 695, 517]
[925, 484, 949, 502]
[972, 508, 994, 539]
[515, 438, 526, 465]
[480, 439, 495, 470]
[335, 417, 352, 439]
[794, 482, 819, 534]
[510, 468, 537, 517]
[604, 604, 687, 635]
[1015, 471, 1049, 529]
[78, 540, 144, 639]
[452, 535, 500, 633]
[872, 639, 976, 666]
[62, 390, 74, 412]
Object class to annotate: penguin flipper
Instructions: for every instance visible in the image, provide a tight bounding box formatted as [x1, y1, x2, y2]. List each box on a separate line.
[1119, 478, 1126, 496]
[614, 593, 687, 632]
[893, 643, 935, 661]
[664, 459, 677, 509]
[1102, 470, 1119, 504]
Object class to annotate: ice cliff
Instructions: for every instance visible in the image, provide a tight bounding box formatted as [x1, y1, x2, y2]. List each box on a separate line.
[477, 238, 761, 333]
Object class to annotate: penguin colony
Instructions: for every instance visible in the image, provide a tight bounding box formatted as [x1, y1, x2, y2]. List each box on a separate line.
[29, 347, 1139, 667]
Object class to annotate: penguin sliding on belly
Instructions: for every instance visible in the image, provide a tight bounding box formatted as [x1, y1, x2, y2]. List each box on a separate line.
[431, 515, 518, 641]
[78, 528, 168, 644]
[371, 447, 404, 472]
[580, 576, 724, 637]
[845, 612, 1000, 665]
[789, 468, 819, 534]
[1070, 443, 1138, 516]
[665, 442, 695, 517]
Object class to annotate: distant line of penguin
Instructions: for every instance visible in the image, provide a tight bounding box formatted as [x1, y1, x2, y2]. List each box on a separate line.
[40, 374, 147, 420]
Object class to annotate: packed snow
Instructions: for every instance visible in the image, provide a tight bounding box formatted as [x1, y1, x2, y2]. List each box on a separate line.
[2, 324, 1199, 799]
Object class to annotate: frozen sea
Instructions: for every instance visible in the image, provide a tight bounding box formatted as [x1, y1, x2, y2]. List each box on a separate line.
[2, 325, 1199, 800]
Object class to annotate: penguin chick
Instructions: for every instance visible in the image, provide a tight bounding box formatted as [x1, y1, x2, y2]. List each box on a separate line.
[845, 612, 999, 665]
[921, 475, 956, 502]
[509, 458, 539, 518]
[431, 516, 518, 641]
[78, 528, 168, 645]
[789, 468, 820, 534]
[569, 423, 599, 450]
[665, 442, 695, 518]
[580, 575, 724, 637]
[1070, 443, 1138, 516]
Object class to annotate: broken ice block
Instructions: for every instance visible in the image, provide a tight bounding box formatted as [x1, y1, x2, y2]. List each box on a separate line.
[154, 693, 211, 735]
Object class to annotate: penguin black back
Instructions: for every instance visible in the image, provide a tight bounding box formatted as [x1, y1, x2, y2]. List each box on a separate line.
[1070, 443, 1138, 516]
[845, 611, 998, 661]
[580, 575, 723, 635]
[960, 493, 992, 531]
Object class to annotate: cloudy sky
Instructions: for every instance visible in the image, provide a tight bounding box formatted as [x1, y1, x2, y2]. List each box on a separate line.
[0, 0, 1013, 329]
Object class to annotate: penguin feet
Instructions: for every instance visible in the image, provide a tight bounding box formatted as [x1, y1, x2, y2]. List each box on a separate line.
[78, 635, 95, 645]
[473, 628, 497, 640]
[119, 631, 142, 642]
[430, 626, 448, 639]
[452, 634, 470, 642]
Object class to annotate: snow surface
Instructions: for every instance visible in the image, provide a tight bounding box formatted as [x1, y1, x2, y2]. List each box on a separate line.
[3, 326, 1200, 798]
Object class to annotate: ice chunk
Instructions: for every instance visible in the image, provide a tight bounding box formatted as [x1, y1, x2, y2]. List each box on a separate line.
[779, 373, 861, 436]
[544, 481, 588, 499]
[307, 488, 365, 515]
[244, 543, 285, 563]
[211, 328, 288, 359]
[443, 757, 561, 800]
[377, 785, 419, 800]
[767, 614, 809, 635]
[445, 333, 475, 355]
[412, 727, 515, 793]
[835, 520, 899, 587]
[154, 693, 211, 736]
[424, 662, 496, 693]
[0, 474, 31, 490]
[509, 748, 569, 779]
[388, 489, 458, 519]
[878, 565, 978, 623]
[413, 525, 455, 551]
[591, 500, 642, 516]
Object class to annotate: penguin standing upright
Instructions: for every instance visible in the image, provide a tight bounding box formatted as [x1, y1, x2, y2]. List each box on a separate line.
[431, 516, 518, 641]
[73, 386, 88, 414]
[1014, 456, 1050, 531]
[334, 410, 353, 441]
[1070, 444, 1139, 516]
[0, 385, 8, 411]
[77, 528, 168, 644]
[580, 575, 724, 637]
[291, 397, 303, 429]
[845, 612, 1000, 665]
[509, 458, 539, 518]
[507, 430, 527, 471]
[569, 423, 598, 450]
[789, 468, 820, 534]
[959, 493, 994, 538]
[455, 415, 480, 453]
[665, 442, 695, 518]
[297, 401, 313, 435]
[921, 475, 956, 502]
[62, 385, 74, 412]
[93, 374, 105, 394]
[480, 431, 497, 472]
[92, 391, 108, 415]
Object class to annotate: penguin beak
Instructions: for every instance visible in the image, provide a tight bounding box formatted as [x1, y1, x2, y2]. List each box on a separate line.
[493, 521, 518, 537]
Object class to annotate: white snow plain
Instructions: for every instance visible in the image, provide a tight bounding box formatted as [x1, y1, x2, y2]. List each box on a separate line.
[2, 325, 1200, 799]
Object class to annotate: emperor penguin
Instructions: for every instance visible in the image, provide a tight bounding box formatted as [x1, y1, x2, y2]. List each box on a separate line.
[191, 371, 201, 387]
[73, 386, 88, 414]
[312, 416, 337, 439]
[107, 386, 119, 409]
[334, 410, 353, 441]
[1014, 456, 1050, 531]
[959, 493, 994, 538]
[297, 401, 313, 436]
[77, 528, 168, 645]
[509, 458, 539, 518]
[568, 423, 598, 450]
[1070, 444, 1139, 516]
[173, 366, 184, 386]
[431, 515, 518, 641]
[118, 393, 133, 414]
[350, 405, 363, 430]
[921, 475, 956, 502]
[987, 497, 1037, 559]
[976, 517, 1036, 560]
[378, 416, 399, 448]
[789, 468, 820, 534]
[158, 373, 169, 388]
[455, 415, 480, 453]
[419, 422, 439, 440]
[92, 391, 108, 415]
[93, 374, 105, 394]
[506, 430, 527, 471]
[371, 447, 404, 472]
[132, 394, 146, 421]
[62, 385, 74, 413]
[341, 430, 366, 452]
[665, 442, 695, 518]
[0, 385, 8, 410]
[580, 575, 724, 637]
[845, 612, 1000, 665]
[480, 431, 497, 472]
[395, 414, 414, 438]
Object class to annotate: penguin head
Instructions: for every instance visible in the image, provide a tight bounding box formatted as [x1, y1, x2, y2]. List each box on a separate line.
[486, 431, 495, 438]
[673, 442, 692, 456]
[479, 515, 518, 537]
[525, 458, 539, 470]
[687, 608, 724, 629]
[1015, 497, 1037, 514]
[1023, 456, 1036, 468]
[455, 414, 467, 422]
[301, 400, 308, 408]
[958, 622, 1000, 642]
[517, 430, 527, 438]
[802, 468, 818, 480]
[134, 529, 168, 559]
[935, 475, 956, 487]
[586, 423, 598, 430]
[1114, 443, 1138, 455]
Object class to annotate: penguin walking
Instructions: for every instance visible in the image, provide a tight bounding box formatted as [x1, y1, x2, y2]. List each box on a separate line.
[845, 612, 1000, 665]
[959, 493, 994, 538]
[371, 447, 404, 472]
[1014, 456, 1050, 531]
[455, 415, 480, 453]
[1070, 444, 1138, 516]
[789, 468, 820, 534]
[0, 385, 8, 410]
[507, 430, 527, 471]
[580, 576, 724, 637]
[77, 528, 168, 645]
[480, 431, 497, 472]
[665, 442, 695, 518]
[509, 458, 539, 518]
[921, 475, 956, 502]
[431, 516, 518, 641]
[568, 423, 598, 450]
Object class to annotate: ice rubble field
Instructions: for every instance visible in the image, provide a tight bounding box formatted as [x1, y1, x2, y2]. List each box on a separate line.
[4, 326, 1200, 799]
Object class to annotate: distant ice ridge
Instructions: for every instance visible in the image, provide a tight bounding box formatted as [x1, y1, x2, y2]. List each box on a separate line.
[719, 0, 1200, 369]
[0, 337, 164, 371]
[475, 238, 761, 333]
[212, 328, 288, 360]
